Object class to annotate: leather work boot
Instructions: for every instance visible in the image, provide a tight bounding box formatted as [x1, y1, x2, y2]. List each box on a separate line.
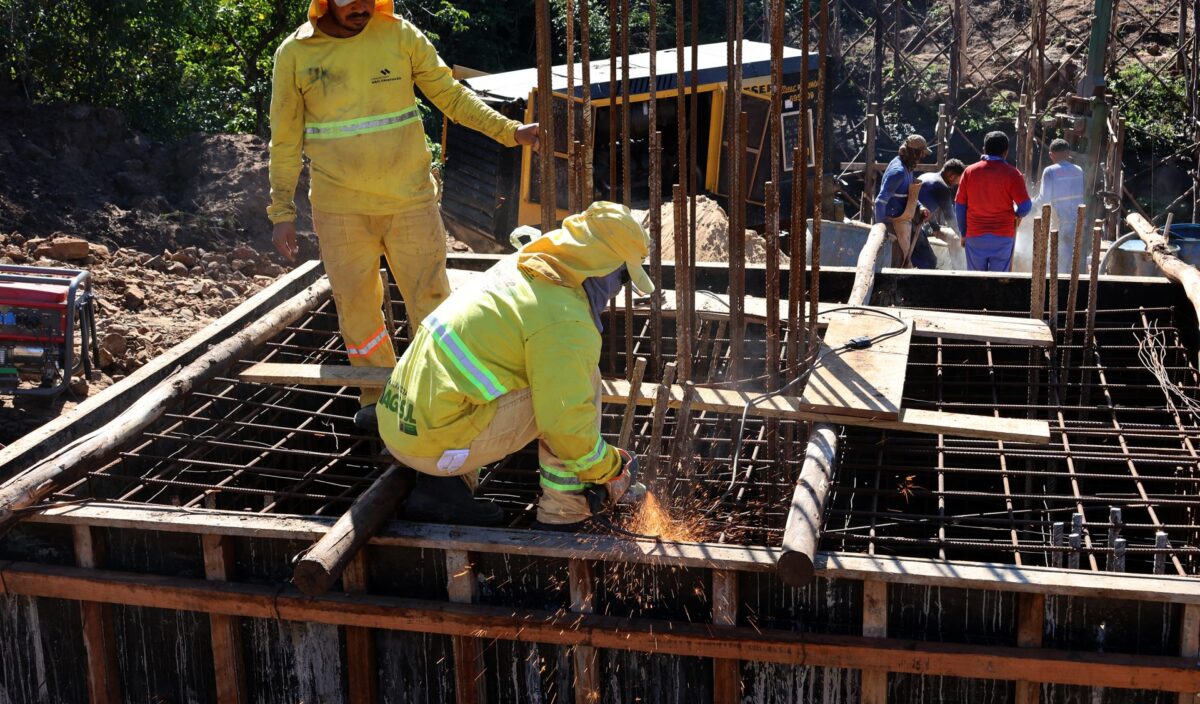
[353, 405, 378, 432]
[402, 474, 505, 527]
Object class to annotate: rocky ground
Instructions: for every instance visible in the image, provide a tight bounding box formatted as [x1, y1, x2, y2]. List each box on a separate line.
[0, 97, 472, 446]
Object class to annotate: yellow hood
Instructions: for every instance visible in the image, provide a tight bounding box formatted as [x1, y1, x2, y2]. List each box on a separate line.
[517, 201, 655, 294]
[307, 0, 396, 24]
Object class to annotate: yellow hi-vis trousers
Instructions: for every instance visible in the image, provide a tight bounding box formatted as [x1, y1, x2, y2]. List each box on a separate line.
[384, 371, 603, 525]
[313, 203, 452, 406]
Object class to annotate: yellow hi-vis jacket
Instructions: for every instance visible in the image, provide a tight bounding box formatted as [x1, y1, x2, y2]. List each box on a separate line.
[267, 0, 521, 223]
[378, 203, 653, 492]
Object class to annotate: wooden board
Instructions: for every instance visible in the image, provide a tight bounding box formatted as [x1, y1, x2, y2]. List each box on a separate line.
[798, 312, 913, 420]
[627, 290, 1054, 347]
[238, 364, 1051, 443]
[31, 502, 1200, 604]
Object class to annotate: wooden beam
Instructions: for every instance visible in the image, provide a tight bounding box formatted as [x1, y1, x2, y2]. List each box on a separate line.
[861, 579, 888, 704]
[238, 365, 1051, 444]
[712, 570, 741, 704]
[202, 534, 248, 704]
[35, 503, 1200, 605]
[1181, 603, 1200, 704]
[73, 525, 121, 704]
[1015, 593, 1046, 704]
[4, 561, 1200, 693]
[343, 552, 379, 704]
[447, 550, 486, 704]
[569, 560, 600, 704]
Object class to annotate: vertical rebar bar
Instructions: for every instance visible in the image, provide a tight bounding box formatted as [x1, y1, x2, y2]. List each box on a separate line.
[536, 0, 556, 232]
[674, 0, 691, 382]
[566, 0, 577, 213]
[648, 0, 662, 377]
[608, 0, 618, 203]
[581, 0, 592, 208]
[809, 0, 829, 355]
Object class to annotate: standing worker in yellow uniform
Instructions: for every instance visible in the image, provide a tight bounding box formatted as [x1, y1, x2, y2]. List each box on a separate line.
[377, 202, 650, 528]
[267, 0, 540, 430]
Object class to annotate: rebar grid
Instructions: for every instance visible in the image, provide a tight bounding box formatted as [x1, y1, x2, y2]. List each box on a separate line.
[48, 281, 1200, 574]
[824, 304, 1200, 576]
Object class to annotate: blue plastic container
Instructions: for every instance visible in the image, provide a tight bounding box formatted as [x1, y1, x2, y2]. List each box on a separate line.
[1169, 223, 1200, 268]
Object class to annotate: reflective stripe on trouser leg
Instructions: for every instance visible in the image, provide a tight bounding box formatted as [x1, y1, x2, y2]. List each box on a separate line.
[314, 210, 397, 406]
[536, 369, 604, 525]
[381, 203, 452, 335]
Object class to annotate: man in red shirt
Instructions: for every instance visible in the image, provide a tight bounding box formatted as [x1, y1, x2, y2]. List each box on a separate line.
[954, 131, 1033, 271]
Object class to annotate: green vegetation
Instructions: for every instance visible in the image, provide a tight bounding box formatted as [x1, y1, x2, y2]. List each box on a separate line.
[1110, 62, 1189, 153]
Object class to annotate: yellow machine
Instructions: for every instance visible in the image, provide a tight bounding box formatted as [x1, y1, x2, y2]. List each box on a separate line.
[440, 41, 822, 244]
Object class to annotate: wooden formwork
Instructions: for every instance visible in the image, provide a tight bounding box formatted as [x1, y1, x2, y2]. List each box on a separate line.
[2, 255, 1200, 703]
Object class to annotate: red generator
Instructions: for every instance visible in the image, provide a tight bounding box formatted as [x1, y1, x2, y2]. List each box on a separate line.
[0, 265, 100, 398]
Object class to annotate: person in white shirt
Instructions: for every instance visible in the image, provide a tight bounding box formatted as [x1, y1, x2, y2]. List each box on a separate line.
[1036, 139, 1086, 272]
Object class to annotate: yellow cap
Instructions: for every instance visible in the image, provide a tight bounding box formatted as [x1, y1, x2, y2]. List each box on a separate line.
[573, 201, 656, 294]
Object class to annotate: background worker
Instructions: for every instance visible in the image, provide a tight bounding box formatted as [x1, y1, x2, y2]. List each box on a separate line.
[266, 0, 540, 430]
[907, 158, 965, 269]
[1036, 138, 1086, 272]
[377, 202, 650, 529]
[954, 131, 1032, 272]
[874, 134, 931, 267]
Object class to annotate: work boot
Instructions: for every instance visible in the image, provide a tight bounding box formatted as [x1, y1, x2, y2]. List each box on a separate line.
[402, 474, 504, 527]
[353, 405, 378, 432]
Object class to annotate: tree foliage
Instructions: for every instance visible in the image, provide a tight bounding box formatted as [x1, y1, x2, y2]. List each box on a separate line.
[1, 0, 780, 139]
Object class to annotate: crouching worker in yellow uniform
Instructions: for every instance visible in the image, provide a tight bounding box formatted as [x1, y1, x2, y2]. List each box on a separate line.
[376, 202, 650, 528]
[266, 0, 540, 431]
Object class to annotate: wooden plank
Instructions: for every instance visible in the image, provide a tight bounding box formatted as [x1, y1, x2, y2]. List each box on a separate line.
[447, 550, 485, 704]
[798, 312, 912, 420]
[1015, 593, 1046, 704]
[343, 552, 379, 704]
[862, 579, 888, 704]
[712, 570, 741, 704]
[238, 365, 1051, 444]
[202, 534, 248, 704]
[5, 560, 1200, 693]
[73, 525, 121, 704]
[569, 560, 600, 704]
[39, 503, 1200, 605]
[628, 290, 1055, 346]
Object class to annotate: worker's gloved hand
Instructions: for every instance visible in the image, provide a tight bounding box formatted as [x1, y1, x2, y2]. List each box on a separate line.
[582, 449, 638, 515]
[602, 449, 638, 504]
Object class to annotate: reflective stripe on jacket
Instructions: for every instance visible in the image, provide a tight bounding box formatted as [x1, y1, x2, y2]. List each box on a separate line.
[267, 8, 520, 222]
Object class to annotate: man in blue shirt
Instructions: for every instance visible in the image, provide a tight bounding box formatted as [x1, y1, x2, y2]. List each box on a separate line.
[874, 134, 931, 267]
[1036, 139, 1086, 272]
[908, 158, 966, 269]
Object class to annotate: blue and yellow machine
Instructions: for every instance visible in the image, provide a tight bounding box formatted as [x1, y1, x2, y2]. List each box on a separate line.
[440, 41, 822, 244]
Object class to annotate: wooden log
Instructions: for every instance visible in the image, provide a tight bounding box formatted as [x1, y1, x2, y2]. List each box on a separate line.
[292, 463, 414, 596]
[781, 221, 887, 585]
[1127, 213, 1200, 330]
[0, 277, 332, 530]
[4, 560, 1200, 693]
